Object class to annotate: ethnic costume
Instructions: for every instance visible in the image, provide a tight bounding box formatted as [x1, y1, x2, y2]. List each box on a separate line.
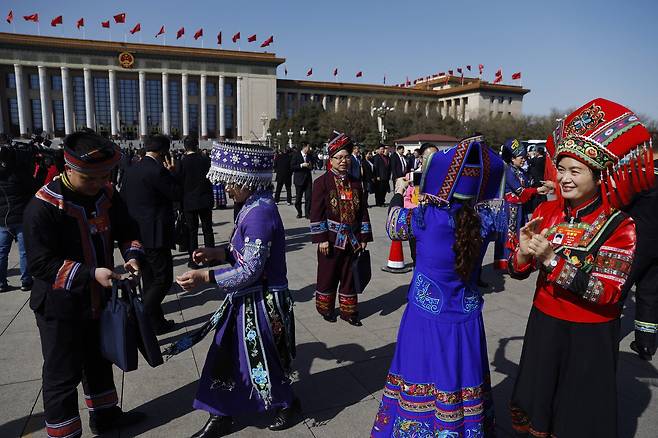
[508, 98, 653, 437]
[494, 139, 539, 271]
[371, 137, 506, 437]
[165, 141, 296, 418]
[213, 183, 227, 208]
[310, 133, 373, 321]
[23, 135, 143, 438]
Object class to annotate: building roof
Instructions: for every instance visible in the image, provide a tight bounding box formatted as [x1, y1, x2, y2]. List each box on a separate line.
[394, 134, 460, 143]
[0, 32, 286, 66]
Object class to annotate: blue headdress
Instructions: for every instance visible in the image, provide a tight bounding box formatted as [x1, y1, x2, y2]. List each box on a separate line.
[207, 141, 274, 189]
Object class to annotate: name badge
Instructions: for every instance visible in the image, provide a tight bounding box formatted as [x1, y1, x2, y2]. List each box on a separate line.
[340, 190, 353, 201]
[89, 216, 109, 234]
[553, 224, 585, 247]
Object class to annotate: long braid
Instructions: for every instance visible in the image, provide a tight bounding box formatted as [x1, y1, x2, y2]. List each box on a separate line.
[453, 202, 483, 281]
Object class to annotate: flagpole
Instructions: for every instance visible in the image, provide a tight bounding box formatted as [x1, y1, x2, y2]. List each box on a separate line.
[37, 22, 40, 36]
[83, 29, 86, 40]
[163, 35, 166, 46]
[201, 38, 204, 49]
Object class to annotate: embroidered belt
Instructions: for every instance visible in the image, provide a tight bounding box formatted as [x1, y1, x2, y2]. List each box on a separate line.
[327, 219, 360, 250]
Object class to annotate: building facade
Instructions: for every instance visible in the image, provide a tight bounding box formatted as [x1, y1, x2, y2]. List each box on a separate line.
[0, 32, 529, 140]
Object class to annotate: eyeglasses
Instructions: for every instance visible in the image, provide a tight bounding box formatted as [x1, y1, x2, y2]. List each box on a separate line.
[332, 155, 351, 162]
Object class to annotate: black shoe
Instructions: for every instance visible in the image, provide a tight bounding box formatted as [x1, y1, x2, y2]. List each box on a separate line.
[287, 202, 292, 206]
[20, 282, 33, 291]
[187, 261, 201, 269]
[477, 278, 489, 288]
[296, 213, 303, 218]
[630, 341, 654, 361]
[0, 284, 10, 293]
[323, 313, 337, 323]
[340, 315, 363, 327]
[191, 415, 233, 438]
[154, 319, 176, 335]
[89, 406, 146, 435]
[268, 398, 301, 431]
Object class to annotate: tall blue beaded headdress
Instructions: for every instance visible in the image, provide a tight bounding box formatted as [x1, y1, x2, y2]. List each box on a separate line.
[207, 141, 274, 189]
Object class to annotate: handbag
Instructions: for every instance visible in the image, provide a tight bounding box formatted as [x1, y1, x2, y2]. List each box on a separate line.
[174, 210, 189, 252]
[127, 280, 164, 367]
[352, 249, 372, 294]
[100, 279, 138, 372]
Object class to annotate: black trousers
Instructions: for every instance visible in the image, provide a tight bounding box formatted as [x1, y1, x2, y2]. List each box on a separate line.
[184, 208, 215, 259]
[36, 312, 117, 438]
[295, 181, 312, 217]
[374, 180, 388, 206]
[275, 175, 293, 204]
[622, 246, 658, 354]
[142, 247, 173, 325]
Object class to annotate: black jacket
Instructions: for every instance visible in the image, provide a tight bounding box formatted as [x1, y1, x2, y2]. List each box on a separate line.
[291, 151, 313, 186]
[274, 151, 293, 182]
[390, 153, 408, 181]
[372, 154, 391, 181]
[0, 163, 37, 226]
[175, 152, 213, 211]
[122, 156, 182, 249]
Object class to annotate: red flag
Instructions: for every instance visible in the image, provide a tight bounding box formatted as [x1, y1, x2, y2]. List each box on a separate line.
[356, 71, 363, 78]
[284, 67, 288, 76]
[248, 34, 257, 42]
[217, 31, 222, 45]
[101, 20, 110, 28]
[194, 28, 203, 40]
[155, 25, 165, 37]
[466, 65, 471, 71]
[405, 77, 410, 86]
[232, 32, 240, 43]
[493, 68, 503, 84]
[306, 68, 313, 77]
[6, 10, 13, 24]
[333, 68, 338, 76]
[438, 71, 445, 76]
[176, 27, 185, 39]
[457, 67, 462, 74]
[51, 15, 63, 27]
[76, 18, 84, 29]
[448, 69, 453, 75]
[130, 23, 141, 34]
[478, 64, 484, 74]
[512, 72, 521, 80]
[383, 75, 386, 84]
[113, 13, 126, 24]
[260, 35, 273, 47]
[23, 13, 39, 22]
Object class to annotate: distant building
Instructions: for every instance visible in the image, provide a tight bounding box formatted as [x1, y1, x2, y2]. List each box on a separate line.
[394, 134, 460, 152]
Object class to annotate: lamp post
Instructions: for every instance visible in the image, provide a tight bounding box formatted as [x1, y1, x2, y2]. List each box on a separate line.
[276, 131, 282, 150]
[299, 126, 307, 138]
[287, 129, 294, 149]
[371, 103, 395, 143]
[266, 130, 272, 149]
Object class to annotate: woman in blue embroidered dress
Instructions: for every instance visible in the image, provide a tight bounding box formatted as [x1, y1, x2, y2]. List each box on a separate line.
[371, 136, 505, 437]
[170, 141, 298, 437]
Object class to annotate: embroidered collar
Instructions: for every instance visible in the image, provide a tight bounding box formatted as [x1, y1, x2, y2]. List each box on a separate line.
[564, 195, 601, 221]
[331, 169, 348, 180]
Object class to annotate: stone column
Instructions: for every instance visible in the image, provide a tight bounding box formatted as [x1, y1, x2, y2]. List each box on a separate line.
[181, 73, 189, 136]
[38, 66, 53, 136]
[138, 71, 147, 139]
[321, 95, 327, 110]
[236, 76, 243, 139]
[14, 64, 29, 137]
[61, 67, 74, 134]
[83, 68, 95, 130]
[425, 102, 430, 117]
[200, 74, 208, 139]
[108, 69, 118, 138]
[218, 75, 226, 139]
[347, 96, 352, 110]
[404, 100, 409, 114]
[161, 72, 170, 135]
[334, 96, 340, 112]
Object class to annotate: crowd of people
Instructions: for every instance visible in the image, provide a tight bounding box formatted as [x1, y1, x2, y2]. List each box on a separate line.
[0, 97, 656, 438]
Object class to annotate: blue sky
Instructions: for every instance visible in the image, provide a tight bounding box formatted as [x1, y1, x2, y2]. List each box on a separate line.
[3, 0, 658, 120]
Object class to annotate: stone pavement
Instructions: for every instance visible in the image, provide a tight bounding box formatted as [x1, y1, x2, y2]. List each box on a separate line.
[1, 187, 657, 437]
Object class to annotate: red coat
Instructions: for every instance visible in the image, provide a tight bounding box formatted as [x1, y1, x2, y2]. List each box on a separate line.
[509, 197, 636, 323]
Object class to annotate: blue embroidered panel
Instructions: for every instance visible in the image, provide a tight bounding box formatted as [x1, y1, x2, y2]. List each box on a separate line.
[386, 206, 413, 241]
[214, 237, 270, 290]
[310, 221, 328, 234]
[411, 273, 443, 315]
[462, 288, 482, 313]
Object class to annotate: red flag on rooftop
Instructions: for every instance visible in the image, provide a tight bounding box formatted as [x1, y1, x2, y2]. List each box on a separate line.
[194, 28, 203, 40]
[155, 25, 165, 37]
[260, 35, 273, 47]
[438, 71, 445, 76]
[248, 34, 257, 42]
[466, 65, 471, 71]
[101, 20, 110, 28]
[333, 68, 338, 76]
[493, 68, 503, 84]
[6, 10, 13, 24]
[23, 13, 39, 22]
[284, 67, 288, 76]
[448, 69, 453, 75]
[356, 71, 363, 78]
[232, 32, 240, 43]
[512, 72, 522, 80]
[383, 75, 386, 84]
[306, 68, 313, 77]
[51, 15, 63, 27]
[130, 23, 141, 34]
[77, 18, 84, 29]
[177, 27, 185, 39]
[113, 13, 126, 24]
[457, 67, 462, 74]
[478, 64, 484, 75]
[405, 77, 410, 86]
[217, 32, 222, 45]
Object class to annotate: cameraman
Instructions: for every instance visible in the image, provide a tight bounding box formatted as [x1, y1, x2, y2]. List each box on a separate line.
[0, 134, 37, 292]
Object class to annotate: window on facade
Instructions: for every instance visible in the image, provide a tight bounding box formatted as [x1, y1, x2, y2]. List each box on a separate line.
[72, 76, 86, 130]
[119, 79, 138, 132]
[29, 74, 40, 90]
[188, 80, 199, 96]
[207, 104, 217, 135]
[53, 99, 65, 135]
[8, 98, 19, 132]
[224, 83, 233, 98]
[94, 77, 111, 132]
[225, 105, 234, 128]
[31, 99, 43, 132]
[146, 79, 162, 132]
[206, 82, 216, 97]
[7, 73, 16, 89]
[52, 75, 62, 91]
[189, 104, 199, 133]
[169, 80, 181, 133]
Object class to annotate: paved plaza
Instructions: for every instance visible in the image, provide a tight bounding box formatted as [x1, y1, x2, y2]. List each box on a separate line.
[1, 187, 657, 437]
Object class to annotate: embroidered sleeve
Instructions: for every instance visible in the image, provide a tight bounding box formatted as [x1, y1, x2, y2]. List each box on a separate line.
[212, 237, 270, 290]
[358, 183, 373, 243]
[476, 199, 509, 240]
[309, 176, 330, 243]
[547, 218, 636, 305]
[386, 193, 413, 241]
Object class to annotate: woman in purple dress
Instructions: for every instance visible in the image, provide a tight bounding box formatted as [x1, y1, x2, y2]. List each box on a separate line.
[371, 137, 505, 437]
[170, 141, 298, 437]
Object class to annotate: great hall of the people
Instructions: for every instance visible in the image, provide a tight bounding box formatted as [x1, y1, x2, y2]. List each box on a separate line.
[0, 32, 529, 141]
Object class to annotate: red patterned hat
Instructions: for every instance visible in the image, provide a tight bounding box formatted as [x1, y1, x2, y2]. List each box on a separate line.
[327, 131, 353, 157]
[549, 98, 654, 211]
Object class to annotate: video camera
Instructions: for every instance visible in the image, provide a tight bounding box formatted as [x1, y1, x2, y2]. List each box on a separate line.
[0, 134, 60, 172]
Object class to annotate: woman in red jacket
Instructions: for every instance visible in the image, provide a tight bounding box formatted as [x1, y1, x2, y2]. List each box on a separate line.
[508, 98, 654, 437]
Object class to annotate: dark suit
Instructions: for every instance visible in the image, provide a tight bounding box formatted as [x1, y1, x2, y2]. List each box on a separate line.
[175, 152, 215, 259]
[391, 152, 409, 181]
[122, 156, 182, 326]
[291, 150, 313, 217]
[349, 153, 363, 180]
[361, 158, 375, 206]
[274, 151, 293, 204]
[372, 154, 391, 206]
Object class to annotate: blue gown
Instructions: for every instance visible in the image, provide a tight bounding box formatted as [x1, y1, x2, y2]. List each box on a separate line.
[371, 199, 498, 437]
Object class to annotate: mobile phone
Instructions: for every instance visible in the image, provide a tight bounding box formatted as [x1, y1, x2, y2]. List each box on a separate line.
[413, 172, 422, 186]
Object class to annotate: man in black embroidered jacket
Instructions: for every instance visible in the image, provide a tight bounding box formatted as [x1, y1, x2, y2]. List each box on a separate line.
[23, 131, 145, 437]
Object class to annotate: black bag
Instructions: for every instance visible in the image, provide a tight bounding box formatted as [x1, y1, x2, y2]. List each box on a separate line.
[128, 281, 164, 368]
[352, 249, 372, 294]
[174, 210, 189, 252]
[100, 280, 138, 372]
